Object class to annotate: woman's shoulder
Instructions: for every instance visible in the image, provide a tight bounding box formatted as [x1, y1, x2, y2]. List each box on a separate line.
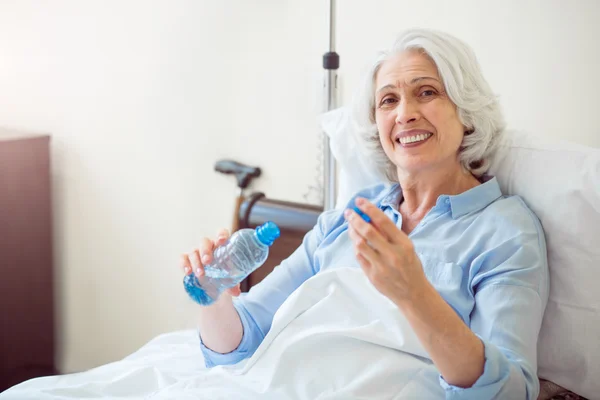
[469, 193, 549, 299]
[480, 193, 546, 244]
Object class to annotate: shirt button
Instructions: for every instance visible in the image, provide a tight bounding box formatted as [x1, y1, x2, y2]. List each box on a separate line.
[445, 198, 450, 204]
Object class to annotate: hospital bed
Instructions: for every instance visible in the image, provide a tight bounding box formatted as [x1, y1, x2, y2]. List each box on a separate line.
[3, 128, 597, 400]
[2, 1, 599, 399]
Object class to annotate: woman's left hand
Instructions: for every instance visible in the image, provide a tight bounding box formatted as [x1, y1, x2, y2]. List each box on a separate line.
[344, 197, 430, 307]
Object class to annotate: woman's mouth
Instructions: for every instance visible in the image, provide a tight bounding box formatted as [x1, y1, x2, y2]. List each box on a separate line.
[395, 132, 433, 147]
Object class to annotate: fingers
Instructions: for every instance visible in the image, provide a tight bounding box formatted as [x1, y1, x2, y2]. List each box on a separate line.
[180, 254, 192, 275]
[344, 207, 388, 252]
[355, 253, 372, 274]
[181, 238, 212, 278]
[190, 249, 205, 277]
[347, 226, 374, 277]
[348, 224, 379, 268]
[181, 229, 230, 278]
[216, 228, 230, 239]
[352, 197, 405, 243]
[215, 228, 230, 247]
[198, 236, 215, 264]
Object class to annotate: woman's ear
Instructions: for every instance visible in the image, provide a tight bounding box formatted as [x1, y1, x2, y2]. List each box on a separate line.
[468, 159, 483, 170]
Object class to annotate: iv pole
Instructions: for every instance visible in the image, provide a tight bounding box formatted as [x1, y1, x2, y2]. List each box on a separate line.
[322, 0, 339, 211]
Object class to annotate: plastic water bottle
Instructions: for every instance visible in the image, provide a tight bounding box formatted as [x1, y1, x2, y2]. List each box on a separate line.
[183, 221, 280, 306]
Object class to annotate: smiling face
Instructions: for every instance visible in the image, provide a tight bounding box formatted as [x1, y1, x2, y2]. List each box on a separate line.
[374, 50, 466, 177]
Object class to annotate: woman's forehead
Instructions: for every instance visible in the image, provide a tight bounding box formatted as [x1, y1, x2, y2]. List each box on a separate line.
[376, 50, 440, 88]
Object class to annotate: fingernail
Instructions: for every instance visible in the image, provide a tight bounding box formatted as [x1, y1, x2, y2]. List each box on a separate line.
[356, 197, 365, 206]
[344, 209, 351, 218]
[201, 254, 210, 264]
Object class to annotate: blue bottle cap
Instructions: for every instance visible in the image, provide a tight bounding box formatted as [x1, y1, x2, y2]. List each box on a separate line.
[352, 205, 371, 223]
[255, 221, 281, 246]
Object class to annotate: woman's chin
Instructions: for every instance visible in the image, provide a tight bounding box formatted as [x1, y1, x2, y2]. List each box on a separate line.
[393, 157, 434, 175]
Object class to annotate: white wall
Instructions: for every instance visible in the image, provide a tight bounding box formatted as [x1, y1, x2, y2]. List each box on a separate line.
[0, 0, 598, 374]
[0, 0, 326, 373]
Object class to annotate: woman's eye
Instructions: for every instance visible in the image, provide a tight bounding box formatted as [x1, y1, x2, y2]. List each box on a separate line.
[420, 89, 436, 97]
[380, 97, 397, 106]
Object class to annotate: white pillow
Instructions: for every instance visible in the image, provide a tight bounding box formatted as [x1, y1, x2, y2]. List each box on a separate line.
[320, 107, 600, 399]
[320, 106, 386, 209]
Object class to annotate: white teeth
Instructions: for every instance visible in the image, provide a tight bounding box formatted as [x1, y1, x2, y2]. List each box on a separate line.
[398, 133, 431, 144]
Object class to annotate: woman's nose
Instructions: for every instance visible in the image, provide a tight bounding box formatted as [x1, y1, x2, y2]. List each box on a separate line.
[395, 98, 420, 125]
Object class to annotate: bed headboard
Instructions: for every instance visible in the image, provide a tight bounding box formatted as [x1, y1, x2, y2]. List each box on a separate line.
[237, 193, 321, 291]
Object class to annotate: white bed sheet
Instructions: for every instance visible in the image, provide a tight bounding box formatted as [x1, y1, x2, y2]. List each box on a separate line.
[1, 268, 443, 400]
[1, 329, 209, 399]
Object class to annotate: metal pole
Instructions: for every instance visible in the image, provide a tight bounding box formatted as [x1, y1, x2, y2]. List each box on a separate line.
[323, 0, 339, 210]
[328, 0, 336, 53]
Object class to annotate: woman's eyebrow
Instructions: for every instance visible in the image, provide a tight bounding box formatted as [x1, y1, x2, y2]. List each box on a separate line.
[376, 76, 440, 95]
[410, 76, 440, 84]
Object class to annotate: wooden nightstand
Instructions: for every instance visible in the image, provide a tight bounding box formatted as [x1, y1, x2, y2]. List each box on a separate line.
[0, 129, 57, 391]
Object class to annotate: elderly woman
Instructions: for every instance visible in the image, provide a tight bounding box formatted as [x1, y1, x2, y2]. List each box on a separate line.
[182, 29, 548, 399]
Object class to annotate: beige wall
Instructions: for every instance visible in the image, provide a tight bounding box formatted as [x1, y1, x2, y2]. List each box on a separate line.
[0, 0, 325, 373]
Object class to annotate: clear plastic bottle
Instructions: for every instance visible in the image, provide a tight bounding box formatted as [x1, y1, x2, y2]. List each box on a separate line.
[183, 221, 280, 306]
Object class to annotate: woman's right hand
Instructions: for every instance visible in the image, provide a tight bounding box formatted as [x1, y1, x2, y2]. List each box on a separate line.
[180, 228, 242, 297]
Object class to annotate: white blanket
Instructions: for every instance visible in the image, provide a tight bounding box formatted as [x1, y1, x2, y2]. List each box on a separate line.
[2, 268, 444, 399]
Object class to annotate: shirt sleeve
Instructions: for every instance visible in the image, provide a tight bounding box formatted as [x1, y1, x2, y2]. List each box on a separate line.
[200, 209, 339, 367]
[440, 205, 549, 399]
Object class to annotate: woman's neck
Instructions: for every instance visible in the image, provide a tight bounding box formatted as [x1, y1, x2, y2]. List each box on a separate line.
[397, 163, 480, 221]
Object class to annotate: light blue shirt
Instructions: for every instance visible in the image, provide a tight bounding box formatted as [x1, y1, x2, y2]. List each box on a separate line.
[200, 177, 549, 400]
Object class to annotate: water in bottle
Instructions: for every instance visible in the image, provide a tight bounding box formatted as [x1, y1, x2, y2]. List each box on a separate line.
[183, 221, 280, 306]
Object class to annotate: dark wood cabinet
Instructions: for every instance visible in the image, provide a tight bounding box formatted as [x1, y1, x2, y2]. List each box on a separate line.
[0, 130, 57, 391]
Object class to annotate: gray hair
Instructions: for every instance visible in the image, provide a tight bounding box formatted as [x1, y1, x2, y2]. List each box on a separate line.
[351, 28, 506, 182]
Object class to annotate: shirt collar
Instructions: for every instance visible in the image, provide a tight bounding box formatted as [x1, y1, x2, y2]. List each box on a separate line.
[447, 176, 503, 218]
[378, 176, 503, 219]
[379, 183, 403, 209]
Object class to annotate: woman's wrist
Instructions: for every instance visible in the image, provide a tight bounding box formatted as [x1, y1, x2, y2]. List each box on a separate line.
[392, 275, 437, 314]
[394, 277, 485, 388]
